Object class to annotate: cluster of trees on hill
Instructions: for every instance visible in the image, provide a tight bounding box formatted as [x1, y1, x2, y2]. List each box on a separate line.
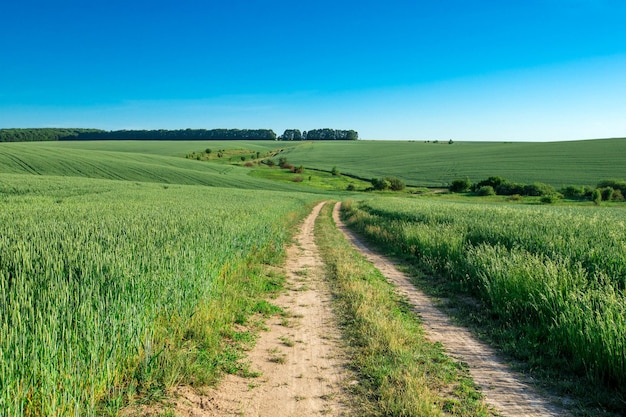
[0, 128, 103, 142]
[1, 128, 360, 142]
[61, 129, 277, 141]
[279, 129, 358, 141]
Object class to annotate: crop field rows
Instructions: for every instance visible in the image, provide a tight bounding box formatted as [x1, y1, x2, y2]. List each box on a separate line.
[342, 197, 626, 413]
[1, 138, 625, 416]
[0, 175, 316, 416]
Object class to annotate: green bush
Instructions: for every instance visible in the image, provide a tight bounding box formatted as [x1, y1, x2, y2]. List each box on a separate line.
[449, 178, 472, 193]
[540, 194, 560, 204]
[601, 187, 615, 202]
[477, 185, 496, 196]
[561, 185, 586, 198]
[592, 188, 602, 205]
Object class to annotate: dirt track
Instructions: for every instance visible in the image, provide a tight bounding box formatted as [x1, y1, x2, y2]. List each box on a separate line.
[332, 202, 570, 417]
[128, 201, 571, 416]
[161, 202, 353, 416]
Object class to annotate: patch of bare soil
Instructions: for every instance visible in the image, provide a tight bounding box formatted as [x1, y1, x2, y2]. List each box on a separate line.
[129, 202, 353, 417]
[332, 202, 571, 417]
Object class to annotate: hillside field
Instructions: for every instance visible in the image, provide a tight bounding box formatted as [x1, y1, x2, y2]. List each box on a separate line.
[2, 138, 625, 188]
[278, 138, 626, 187]
[1, 138, 624, 416]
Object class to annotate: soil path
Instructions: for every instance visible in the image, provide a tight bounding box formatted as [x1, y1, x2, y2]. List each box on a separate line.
[332, 202, 570, 417]
[165, 202, 353, 416]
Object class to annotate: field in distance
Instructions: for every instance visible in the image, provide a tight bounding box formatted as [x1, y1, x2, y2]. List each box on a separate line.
[3, 138, 625, 189]
[277, 138, 626, 188]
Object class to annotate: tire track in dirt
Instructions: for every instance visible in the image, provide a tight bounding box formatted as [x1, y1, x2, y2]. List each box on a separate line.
[332, 202, 570, 417]
[155, 202, 353, 417]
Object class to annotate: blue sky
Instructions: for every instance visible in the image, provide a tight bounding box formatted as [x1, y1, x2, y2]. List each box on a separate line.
[1, 0, 625, 141]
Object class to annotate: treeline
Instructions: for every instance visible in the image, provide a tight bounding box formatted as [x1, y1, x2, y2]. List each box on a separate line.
[0, 127, 359, 142]
[61, 128, 277, 141]
[450, 176, 626, 203]
[0, 128, 103, 142]
[279, 128, 358, 141]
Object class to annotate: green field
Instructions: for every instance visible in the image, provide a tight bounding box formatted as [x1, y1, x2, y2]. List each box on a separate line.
[277, 138, 626, 187]
[1, 138, 625, 416]
[342, 197, 626, 413]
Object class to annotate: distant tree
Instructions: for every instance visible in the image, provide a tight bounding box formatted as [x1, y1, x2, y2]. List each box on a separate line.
[592, 188, 602, 205]
[331, 166, 340, 176]
[281, 129, 303, 141]
[449, 178, 472, 193]
[371, 176, 404, 191]
[477, 185, 496, 196]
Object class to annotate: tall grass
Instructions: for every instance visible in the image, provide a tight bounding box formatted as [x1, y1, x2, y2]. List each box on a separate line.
[0, 175, 313, 416]
[315, 203, 492, 417]
[342, 198, 626, 404]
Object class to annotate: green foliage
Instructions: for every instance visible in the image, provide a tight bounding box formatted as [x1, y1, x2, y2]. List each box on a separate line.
[0, 128, 104, 142]
[371, 176, 405, 191]
[61, 128, 277, 141]
[592, 188, 602, 205]
[303, 128, 358, 140]
[561, 185, 586, 198]
[449, 177, 472, 193]
[597, 179, 626, 195]
[280, 129, 303, 141]
[331, 166, 340, 176]
[476, 185, 496, 196]
[540, 194, 560, 204]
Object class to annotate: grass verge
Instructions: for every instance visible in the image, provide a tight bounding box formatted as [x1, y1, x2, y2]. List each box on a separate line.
[314, 202, 494, 416]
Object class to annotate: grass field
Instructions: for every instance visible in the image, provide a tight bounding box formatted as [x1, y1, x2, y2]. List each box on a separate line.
[1, 138, 624, 416]
[277, 138, 626, 187]
[0, 168, 321, 416]
[342, 197, 626, 414]
[0, 142, 311, 191]
[4, 138, 626, 189]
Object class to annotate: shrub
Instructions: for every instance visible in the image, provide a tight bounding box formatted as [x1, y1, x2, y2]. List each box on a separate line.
[592, 188, 602, 205]
[205, 148, 212, 154]
[540, 194, 560, 204]
[264, 159, 275, 167]
[240, 156, 246, 161]
[449, 178, 472, 193]
[291, 165, 304, 174]
[561, 185, 586, 199]
[371, 178, 391, 190]
[495, 182, 524, 196]
[612, 189, 625, 201]
[387, 177, 406, 191]
[477, 185, 496, 196]
[331, 166, 340, 176]
[524, 182, 555, 197]
[346, 184, 356, 191]
[292, 176, 303, 183]
[597, 179, 626, 195]
[474, 176, 507, 191]
[244, 161, 254, 167]
[601, 187, 615, 202]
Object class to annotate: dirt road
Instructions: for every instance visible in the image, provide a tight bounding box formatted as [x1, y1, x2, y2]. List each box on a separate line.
[332, 202, 570, 417]
[163, 202, 353, 416]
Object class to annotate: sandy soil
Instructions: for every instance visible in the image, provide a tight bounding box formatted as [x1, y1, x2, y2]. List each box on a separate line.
[131, 202, 354, 417]
[332, 202, 571, 417]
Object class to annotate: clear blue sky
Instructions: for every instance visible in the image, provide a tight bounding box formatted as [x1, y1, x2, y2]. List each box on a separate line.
[1, 0, 625, 141]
